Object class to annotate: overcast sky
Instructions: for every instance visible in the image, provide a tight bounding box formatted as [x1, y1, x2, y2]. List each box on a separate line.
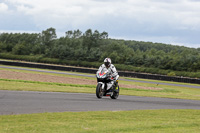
[0, 0, 200, 48]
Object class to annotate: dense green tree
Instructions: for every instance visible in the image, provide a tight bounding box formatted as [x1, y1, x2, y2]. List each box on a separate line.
[40, 27, 57, 47]
[12, 42, 29, 55]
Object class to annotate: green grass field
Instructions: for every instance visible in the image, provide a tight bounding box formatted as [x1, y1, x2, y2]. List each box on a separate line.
[0, 110, 200, 133]
[0, 65, 200, 132]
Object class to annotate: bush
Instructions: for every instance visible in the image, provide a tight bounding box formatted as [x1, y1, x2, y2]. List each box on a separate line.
[167, 72, 176, 77]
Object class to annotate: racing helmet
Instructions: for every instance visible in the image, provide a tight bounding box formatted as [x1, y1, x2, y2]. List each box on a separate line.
[104, 58, 111, 67]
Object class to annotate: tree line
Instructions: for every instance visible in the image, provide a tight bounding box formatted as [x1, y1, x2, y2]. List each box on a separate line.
[0, 27, 200, 78]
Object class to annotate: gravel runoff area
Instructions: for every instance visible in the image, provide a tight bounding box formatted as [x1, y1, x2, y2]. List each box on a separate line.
[0, 69, 162, 90]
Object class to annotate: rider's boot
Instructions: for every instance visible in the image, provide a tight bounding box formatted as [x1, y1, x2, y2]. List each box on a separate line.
[113, 80, 119, 92]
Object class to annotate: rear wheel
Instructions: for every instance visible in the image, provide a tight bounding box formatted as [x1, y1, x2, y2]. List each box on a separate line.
[96, 83, 103, 98]
[110, 85, 119, 99]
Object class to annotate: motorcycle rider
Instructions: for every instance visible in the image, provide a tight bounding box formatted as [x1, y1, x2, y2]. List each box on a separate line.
[97, 58, 119, 92]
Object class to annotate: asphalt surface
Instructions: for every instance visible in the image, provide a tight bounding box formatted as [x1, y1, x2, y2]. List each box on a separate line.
[0, 90, 200, 115]
[0, 65, 200, 89]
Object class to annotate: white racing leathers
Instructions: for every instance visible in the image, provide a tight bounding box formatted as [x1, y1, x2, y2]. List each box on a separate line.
[97, 64, 119, 90]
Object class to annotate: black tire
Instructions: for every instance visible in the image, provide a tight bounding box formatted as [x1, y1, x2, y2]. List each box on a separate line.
[96, 83, 103, 99]
[110, 85, 119, 99]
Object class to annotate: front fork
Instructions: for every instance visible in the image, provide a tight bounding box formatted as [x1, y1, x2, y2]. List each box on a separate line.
[98, 82, 108, 96]
[98, 82, 105, 90]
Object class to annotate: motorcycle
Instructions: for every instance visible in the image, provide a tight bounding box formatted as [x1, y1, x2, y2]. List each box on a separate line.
[96, 68, 119, 99]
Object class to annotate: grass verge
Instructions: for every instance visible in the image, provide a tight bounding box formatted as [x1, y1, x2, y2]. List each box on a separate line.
[1, 78, 200, 100]
[0, 110, 200, 133]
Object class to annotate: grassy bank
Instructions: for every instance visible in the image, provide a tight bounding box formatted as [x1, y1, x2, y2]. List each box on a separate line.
[0, 78, 200, 100]
[0, 110, 200, 133]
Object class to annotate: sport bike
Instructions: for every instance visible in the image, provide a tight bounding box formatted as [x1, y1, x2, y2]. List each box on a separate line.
[96, 68, 119, 99]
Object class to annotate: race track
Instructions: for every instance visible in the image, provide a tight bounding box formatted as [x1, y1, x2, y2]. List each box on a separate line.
[0, 90, 200, 115]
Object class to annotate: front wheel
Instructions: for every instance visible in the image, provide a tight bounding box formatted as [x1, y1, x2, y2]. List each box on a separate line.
[96, 83, 103, 98]
[110, 85, 120, 99]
